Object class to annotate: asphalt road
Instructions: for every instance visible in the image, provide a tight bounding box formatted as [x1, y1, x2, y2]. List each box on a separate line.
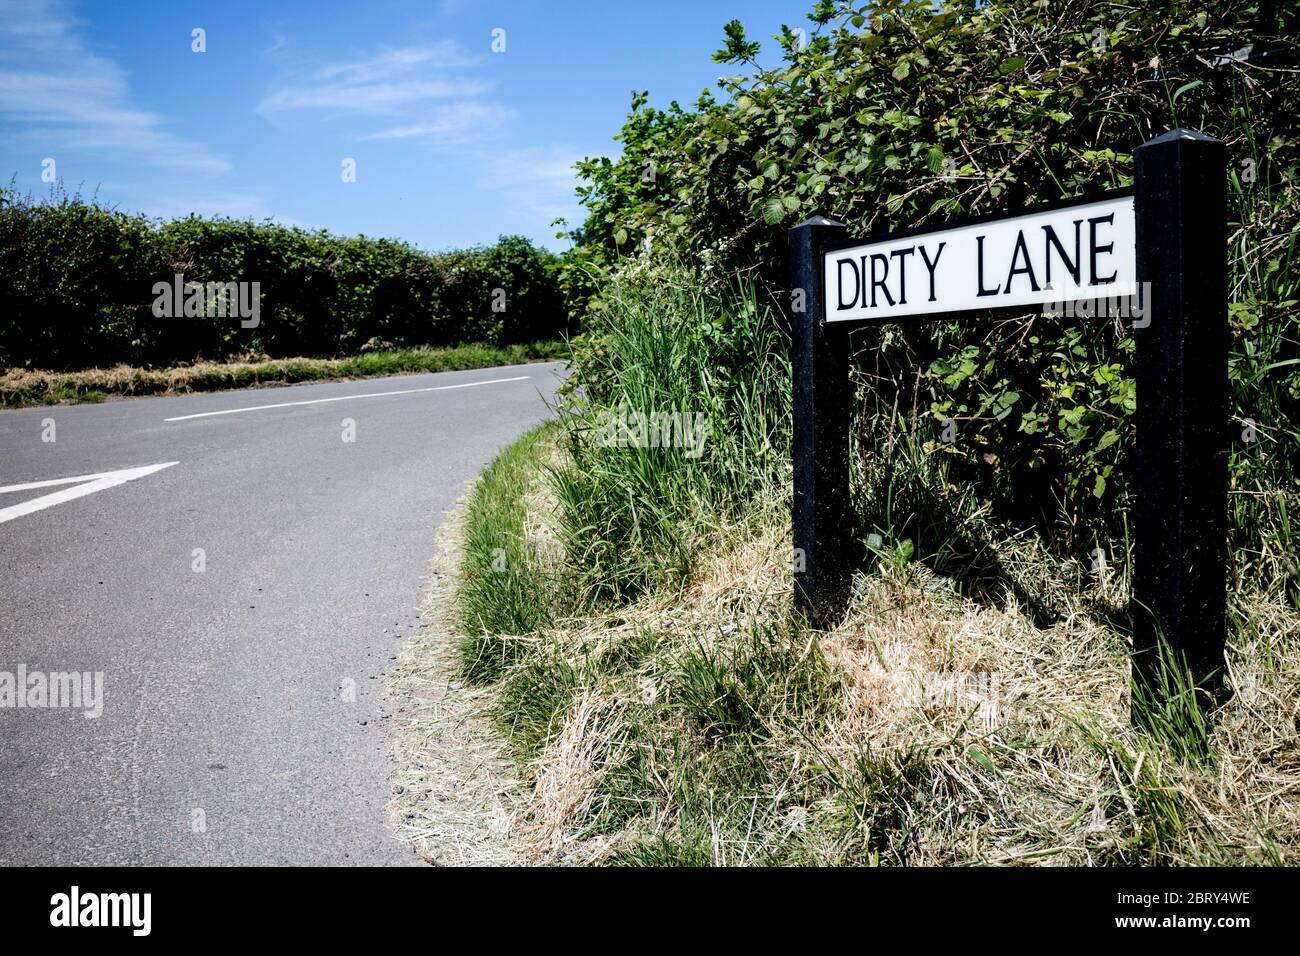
[0, 362, 565, 865]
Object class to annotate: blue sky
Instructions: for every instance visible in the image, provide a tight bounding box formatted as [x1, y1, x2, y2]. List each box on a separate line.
[0, 0, 816, 252]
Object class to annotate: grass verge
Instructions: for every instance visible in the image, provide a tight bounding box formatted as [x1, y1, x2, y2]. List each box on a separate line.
[457, 432, 1300, 866]
[457, 423, 563, 685]
[0, 340, 568, 408]
[446, 268, 1300, 866]
[384, 493, 525, 866]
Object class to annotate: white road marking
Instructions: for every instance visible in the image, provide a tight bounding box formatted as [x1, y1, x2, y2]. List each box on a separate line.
[163, 375, 532, 422]
[0, 462, 178, 525]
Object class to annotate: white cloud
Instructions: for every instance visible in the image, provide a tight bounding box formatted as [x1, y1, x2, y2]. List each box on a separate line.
[0, 0, 231, 174]
[476, 145, 584, 228]
[258, 42, 488, 118]
[317, 44, 475, 83]
[361, 101, 514, 147]
[262, 33, 290, 58]
[261, 78, 488, 115]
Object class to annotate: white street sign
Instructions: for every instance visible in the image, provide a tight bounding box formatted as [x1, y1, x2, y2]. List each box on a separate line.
[823, 195, 1136, 321]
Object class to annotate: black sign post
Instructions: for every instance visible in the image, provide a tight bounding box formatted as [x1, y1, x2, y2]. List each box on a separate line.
[1132, 130, 1229, 697]
[789, 127, 1228, 702]
[789, 215, 850, 627]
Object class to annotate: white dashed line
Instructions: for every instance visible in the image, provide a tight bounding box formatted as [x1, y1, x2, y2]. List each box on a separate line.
[162, 375, 532, 422]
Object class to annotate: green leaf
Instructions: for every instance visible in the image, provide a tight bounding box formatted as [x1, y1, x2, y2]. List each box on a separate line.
[968, 747, 998, 774]
[713, 19, 761, 64]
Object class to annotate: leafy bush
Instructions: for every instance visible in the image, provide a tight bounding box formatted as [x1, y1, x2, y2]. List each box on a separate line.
[564, 0, 1300, 573]
[440, 0, 1300, 867]
[0, 187, 569, 371]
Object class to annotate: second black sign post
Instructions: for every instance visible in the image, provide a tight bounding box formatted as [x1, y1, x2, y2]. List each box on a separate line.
[1132, 129, 1229, 700]
[788, 127, 1229, 705]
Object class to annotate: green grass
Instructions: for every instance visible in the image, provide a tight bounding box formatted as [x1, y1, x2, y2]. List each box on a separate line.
[826, 747, 935, 866]
[673, 627, 839, 745]
[551, 273, 790, 607]
[1130, 636, 1216, 767]
[0, 340, 569, 408]
[456, 422, 560, 684]
[452, 271, 857, 863]
[451, 267, 1300, 866]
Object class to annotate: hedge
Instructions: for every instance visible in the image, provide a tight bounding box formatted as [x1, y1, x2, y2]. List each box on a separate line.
[0, 188, 569, 371]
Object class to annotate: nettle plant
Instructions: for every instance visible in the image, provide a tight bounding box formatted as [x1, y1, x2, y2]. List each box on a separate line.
[568, 0, 1299, 557]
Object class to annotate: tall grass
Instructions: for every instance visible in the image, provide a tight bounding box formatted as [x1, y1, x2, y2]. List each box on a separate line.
[550, 270, 790, 606]
[446, 260, 1300, 865]
[457, 424, 560, 683]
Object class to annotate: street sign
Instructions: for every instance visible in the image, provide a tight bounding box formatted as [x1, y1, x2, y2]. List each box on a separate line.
[824, 194, 1137, 322]
[788, 128, 1228, 704]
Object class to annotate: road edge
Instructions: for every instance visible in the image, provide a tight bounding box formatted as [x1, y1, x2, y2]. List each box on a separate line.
[382, 487, 525, 866]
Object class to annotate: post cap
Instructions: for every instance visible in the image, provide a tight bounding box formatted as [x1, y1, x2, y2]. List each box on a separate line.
[792, 214, 845, 230]
[1137, 127, 1224, 150]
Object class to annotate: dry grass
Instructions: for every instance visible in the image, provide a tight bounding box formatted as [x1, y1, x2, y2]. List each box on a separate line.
[424, 256, 1300, 864]
[2, 361, 235, 402]
[483, 490, 1300, 866]
[0, 342, 567, 407]
[435, 344, 1300, 865]
[384, 495, 526, 866]
[523, 690, 634, 863]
